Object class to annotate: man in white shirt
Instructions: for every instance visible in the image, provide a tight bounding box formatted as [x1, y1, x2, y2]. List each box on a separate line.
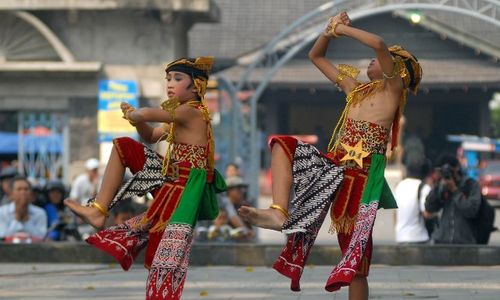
[394, 163, 431, 244]
[69, 158, 101, 238]
[70, 158, 101, 205]
[0, 176, 47, 240]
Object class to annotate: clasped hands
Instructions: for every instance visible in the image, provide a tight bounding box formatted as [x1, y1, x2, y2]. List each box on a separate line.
[121, 102, 138, 126]
[323, 11, 352, 38]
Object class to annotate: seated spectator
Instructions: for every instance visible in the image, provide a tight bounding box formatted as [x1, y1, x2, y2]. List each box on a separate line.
[44, 180, 75, 241]
[111, 201, 136, 226]
[219, 176, 255, 241]
[225, 163, 241, 178]
[225, 176, 252, 209]
[0, 167, 18, 206]
[30, 179, 47, 208]
[205, 209, 249, 242]
[0, 176, 47, 242]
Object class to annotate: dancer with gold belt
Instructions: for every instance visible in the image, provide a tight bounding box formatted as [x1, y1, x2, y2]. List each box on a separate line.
[65, 57, 226, 300]
[239, 11, 422, 300]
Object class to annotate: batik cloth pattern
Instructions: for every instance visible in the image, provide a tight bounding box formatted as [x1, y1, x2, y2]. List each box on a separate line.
[270, 136, 343, 291]
[270, 118, 397, 293]
[282, 140, 344, 234]
[86, 137, 226, 300]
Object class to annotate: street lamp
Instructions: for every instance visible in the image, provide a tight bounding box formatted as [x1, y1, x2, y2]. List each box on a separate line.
[409, 11, 422, 24]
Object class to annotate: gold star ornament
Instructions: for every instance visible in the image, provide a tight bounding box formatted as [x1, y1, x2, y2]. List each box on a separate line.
[340, 140, 369, 168]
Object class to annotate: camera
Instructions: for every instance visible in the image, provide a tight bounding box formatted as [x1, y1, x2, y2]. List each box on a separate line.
[440, 164, 454, 180]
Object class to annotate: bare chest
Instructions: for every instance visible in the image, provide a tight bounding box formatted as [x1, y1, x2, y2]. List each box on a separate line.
[347, 91, 399, 126]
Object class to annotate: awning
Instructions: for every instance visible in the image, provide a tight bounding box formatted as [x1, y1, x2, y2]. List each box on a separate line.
[0, 132, 63, 154]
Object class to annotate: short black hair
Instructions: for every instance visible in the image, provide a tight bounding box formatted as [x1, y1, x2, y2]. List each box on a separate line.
[9, 176, 31, 191]
[112, 201, 135, 217]
[435, 153, 460, 168]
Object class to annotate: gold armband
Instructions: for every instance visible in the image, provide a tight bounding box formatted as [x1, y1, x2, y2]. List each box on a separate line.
[335, 64, 360, 86]
[335, 73, 348, 85]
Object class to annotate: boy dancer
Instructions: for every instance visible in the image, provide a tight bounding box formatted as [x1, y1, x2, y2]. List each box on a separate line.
[239, 12, 422, 300]
[65, 56, 226, 300]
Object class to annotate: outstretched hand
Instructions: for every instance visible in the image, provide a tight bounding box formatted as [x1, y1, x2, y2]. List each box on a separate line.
[120, 102, 134, 114]
[323, 11, 351, 38]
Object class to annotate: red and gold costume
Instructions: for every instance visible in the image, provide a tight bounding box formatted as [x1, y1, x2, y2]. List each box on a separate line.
[270, 45, 422, 292]
[85, 57, 226, 300]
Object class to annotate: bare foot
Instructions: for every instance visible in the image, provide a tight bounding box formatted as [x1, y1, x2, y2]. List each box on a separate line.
[238, 206, 287, 231]
[64, 199, 106, 229]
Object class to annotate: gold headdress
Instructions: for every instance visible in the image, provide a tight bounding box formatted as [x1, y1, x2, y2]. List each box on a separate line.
[162, 56, 216, 173]
[388, 45, 422, 95]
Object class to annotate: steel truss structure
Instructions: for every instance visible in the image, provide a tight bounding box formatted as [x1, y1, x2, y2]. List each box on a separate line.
[217, 0, 500, 199]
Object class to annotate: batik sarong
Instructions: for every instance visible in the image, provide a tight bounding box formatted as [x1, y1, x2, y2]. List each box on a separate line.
[270, 136, 344, 291]
[86, 137, 226, 300]
[271, 118, 397, 292]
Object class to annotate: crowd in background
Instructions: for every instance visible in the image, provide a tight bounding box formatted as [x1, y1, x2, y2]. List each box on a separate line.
[0, 158, 256, 243]
[0, 149, 495, 244]
[0, 158, 144, 243]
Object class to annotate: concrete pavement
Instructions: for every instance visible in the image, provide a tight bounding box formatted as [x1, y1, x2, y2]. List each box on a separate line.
[1, 263, 499, 299]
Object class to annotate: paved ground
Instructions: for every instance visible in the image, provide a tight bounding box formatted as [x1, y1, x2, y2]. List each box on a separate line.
[1, 264, 499, 299]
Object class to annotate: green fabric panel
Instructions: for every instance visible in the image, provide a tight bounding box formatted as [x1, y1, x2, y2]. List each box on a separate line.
[169, 169, 208, 226]
[379, 179, 398, 209]
[361, 154, 386, 205]
[198, 169, 227, 220]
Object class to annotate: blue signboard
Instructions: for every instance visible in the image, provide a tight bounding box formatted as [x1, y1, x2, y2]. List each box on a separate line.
[98, 80, 139, 142]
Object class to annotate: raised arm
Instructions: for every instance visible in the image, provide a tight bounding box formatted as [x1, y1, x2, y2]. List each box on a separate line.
[335, 20, 399, 85]
[309, 13, 357, 95]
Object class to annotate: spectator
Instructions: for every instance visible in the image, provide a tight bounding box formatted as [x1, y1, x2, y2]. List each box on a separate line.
[0, 167, 18, 206]
[30, 179, 47, 208]
[425, 154, 481, 244]
[44, 180, 74, 241]
[70, 158, 101, 205]
[206, 209, 234, 241]
[394, 159, 432, 244]
[69, 158, 101, 239]
[111, 201, 136, 226]
[196, 176, 255, 242]
[0, 176, 47, 241]
[225, 176, 252, 209]
[219, 176, 255, 241]
[224, 163, 241, 178]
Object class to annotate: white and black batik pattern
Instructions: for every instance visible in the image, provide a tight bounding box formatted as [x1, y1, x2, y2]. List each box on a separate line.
[108, 146, 168, 209]
[282, 141, 344, 234]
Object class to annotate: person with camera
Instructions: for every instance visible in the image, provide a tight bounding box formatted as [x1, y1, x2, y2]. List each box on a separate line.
[425, 154, 481, 244]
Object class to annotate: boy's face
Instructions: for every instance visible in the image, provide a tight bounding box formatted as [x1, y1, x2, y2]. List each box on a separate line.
[366, 58, 383, 80]
[166, 71, 198, 102]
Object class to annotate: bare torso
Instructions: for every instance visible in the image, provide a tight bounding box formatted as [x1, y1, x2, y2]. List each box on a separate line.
[172, 106, 208, 146]
[346, 81, 401, 129]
